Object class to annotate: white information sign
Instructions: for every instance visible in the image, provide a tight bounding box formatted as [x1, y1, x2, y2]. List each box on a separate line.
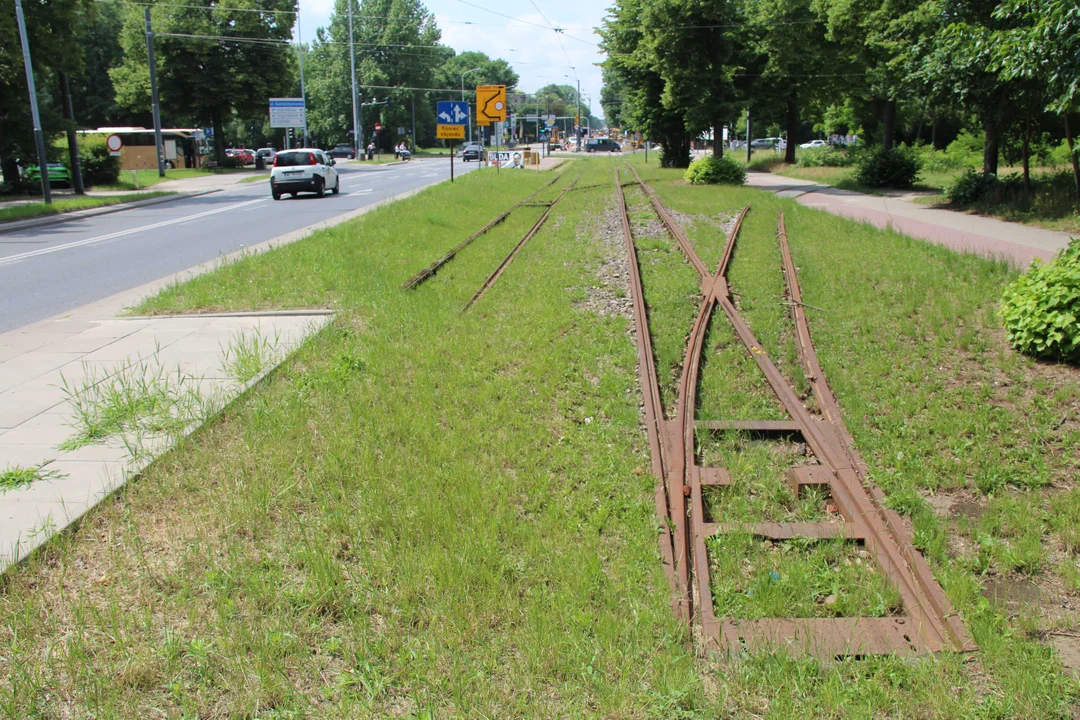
[269, 98, 306, 128]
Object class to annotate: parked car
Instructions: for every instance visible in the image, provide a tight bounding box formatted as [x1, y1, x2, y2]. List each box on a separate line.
[270, 148, 339, 200]
[23, 162, 71, 187]
[328, 143, 356, 160]
[750, 137, 782, 149]
[799, 139, 828, 149]
[458, 142, 483, 161]
[225, 148, 254, 164]
[586, 138, 621, 153]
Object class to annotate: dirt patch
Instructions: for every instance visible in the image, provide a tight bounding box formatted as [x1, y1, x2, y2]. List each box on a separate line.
[982, 575, 1045, 613]
[925, 491, 986, 521]
[573, 205, 633, 319]
[1048, 634, 1080, 678]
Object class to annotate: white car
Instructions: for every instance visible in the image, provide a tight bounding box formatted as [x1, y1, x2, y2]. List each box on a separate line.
[799, 139, 828, 149]
[270, 148, 339, 200]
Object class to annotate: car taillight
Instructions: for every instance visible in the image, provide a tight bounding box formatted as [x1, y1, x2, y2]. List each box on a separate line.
[273, 155, 280, 166]
[308, 152, 317, 165]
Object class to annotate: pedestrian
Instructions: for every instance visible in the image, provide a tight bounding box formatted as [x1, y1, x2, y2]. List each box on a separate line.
[367, 142, 375, 161]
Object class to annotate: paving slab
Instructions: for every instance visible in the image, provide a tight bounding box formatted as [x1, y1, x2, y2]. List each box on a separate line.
[0, 302, 331, 573]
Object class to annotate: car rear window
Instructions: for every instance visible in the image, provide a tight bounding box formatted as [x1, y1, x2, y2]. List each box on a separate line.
[275, 151, 315, 167]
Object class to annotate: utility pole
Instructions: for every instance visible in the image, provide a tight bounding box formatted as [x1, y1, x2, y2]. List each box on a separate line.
[411, 94, 416, 150]
[59, 72, 84, 194]
[144, 8, 165, 177]
[14, 0, 51, 203]
[348, 0, 360, 156]
[297, 14, 309, 146]
[462, 66, 481, 145]
[576, 79, 581, 151]
[745, 109, 751, 163]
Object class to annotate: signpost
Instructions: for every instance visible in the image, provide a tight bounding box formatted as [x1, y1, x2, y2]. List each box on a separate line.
[269, 98, 306, 137]
[475, 85, 506, 173]
[437, 100, 468, 182]
[106, 134, 123, 157]
[374, 122, 382, 132]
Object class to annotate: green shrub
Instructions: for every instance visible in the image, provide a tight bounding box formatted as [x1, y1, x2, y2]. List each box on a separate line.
[77, 135, 121, 186]
[1000, 239, 1080, 361]
[220, 156, 246, 169]
[684, 154, 746, 185]
[855, 146, 920, 188]
[945, 168, 996, 205]
[797, 145, 858, 168]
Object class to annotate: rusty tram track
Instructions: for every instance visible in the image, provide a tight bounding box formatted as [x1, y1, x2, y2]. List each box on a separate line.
[460, 175, 580, 314]
[617, 165, 974, 657]
[401, 172, 566, 291]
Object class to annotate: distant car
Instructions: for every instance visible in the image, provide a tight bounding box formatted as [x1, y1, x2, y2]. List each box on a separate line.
[24, 162, 70, 187]
[270, 148, 339, 200]
[328, 143, 356, 160]
[586, 138, 621, 153]
[226, 148, 254, 164]
[459, 142, 483, 161]
[750, 137, 781, 150]
[799, 139, 828, 149]
[255, 148, 276, 163]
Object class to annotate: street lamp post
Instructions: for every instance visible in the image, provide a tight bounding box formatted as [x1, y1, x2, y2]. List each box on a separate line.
[461, 66, 482, 144]
[565, 75, 581, 151]
[348, 0, 359, 156]
[14, 0, 50, 203]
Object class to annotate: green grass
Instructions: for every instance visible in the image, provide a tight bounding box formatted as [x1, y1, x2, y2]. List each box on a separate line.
[0, 192, 172, 223]
[95, 167, 252, 191]
[3, 155, 1080, 716]
[0, 462, 64, 492]
[239, 173, 270, 184]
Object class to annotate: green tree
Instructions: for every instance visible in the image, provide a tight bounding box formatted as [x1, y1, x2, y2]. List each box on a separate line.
[0, 0, 83, 184]
[69, 1, 129, 129]
[111, 0, 299, 163]
[993, 0, 1080, 204]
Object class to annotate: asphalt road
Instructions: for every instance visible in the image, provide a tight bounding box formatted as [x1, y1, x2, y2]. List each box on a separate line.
[0, 158, 474, 333]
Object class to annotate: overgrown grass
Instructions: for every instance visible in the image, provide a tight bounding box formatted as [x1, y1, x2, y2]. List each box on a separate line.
[220, 329, 281, 384]
[631, 153, 1080, 716]
[3, 155, 1080, 716]
[0, 192, 172, 223]
[0, 462, 64, 492]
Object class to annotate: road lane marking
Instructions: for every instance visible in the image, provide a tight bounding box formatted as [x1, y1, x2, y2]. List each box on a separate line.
[0, 198, 268, 267]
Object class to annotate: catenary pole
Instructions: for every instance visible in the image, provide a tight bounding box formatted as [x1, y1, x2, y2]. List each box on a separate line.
[15, 0, 51, 203]
[59, 72, 84, 194]
[348, 0, 360, 155]
[297, 13, 308, 146]
[144, 8, 166, 177]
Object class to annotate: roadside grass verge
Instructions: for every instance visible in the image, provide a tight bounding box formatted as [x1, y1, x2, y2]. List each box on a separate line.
[238, 173, 270, 184]
[0, 192, 172, 223]
[629, 154, 1080, 716]
[95, 167, 250, 191]
[0, 159, 708, 716]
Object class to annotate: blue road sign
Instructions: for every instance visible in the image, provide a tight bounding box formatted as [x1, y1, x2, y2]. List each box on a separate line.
[437, 101, 469, 125]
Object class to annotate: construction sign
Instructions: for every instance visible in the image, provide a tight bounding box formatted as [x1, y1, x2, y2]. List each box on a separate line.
[436, 100, 467, 139]
[476, 85, 506, 124]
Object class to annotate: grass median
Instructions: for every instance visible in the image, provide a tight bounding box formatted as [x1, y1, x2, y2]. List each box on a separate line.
[0, 191, 173, 224]
[2, 155, 1079, 716]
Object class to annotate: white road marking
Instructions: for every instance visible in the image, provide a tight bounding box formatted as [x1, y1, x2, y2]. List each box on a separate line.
[0, 197, 267, 267]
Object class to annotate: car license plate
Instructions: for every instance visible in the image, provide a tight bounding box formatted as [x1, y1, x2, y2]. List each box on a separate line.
[285, 171, 302, 176]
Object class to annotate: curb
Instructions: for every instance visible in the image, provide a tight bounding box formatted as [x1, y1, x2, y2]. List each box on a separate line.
[0, 189, 221, 235]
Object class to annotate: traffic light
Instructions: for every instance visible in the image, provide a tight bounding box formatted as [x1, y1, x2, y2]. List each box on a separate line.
[384, 97, 394, 109]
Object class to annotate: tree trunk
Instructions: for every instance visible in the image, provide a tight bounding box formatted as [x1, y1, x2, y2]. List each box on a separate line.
[785, 96, 797, 164]
[982, 117, 999, 176]
[1066, 113, 1080, 208]
[0, 124, 18, 187]
[882, 99, 897, 151]
[211, 109, 227, 164]
[931, 108, 937, 149]
[60, 73, 85, 194]
[713, 119, 723, 158]
[1022, 113, 1031, 195]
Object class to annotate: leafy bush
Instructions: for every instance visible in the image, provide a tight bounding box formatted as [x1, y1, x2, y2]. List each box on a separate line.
[220, 156, 246, 169]
[77, 135, 121, 186]
[945, 168, 996, 205]
[855, 146, 920, 188]
[684, 154, 746, 185]
[797, 146, 857, 168]
[947, 168, 1077, 219]
[999, 238, 1080, 361]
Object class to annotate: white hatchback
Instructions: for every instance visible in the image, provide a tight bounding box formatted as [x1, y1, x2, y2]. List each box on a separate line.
[270, 148, 339, 200]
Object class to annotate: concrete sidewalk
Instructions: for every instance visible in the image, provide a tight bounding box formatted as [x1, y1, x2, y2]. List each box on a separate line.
[746, 171, 1074, 268]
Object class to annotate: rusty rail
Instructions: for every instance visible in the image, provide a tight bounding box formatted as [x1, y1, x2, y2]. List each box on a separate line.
[618, 167, 973, 657]
[460, 176, 580, 313]
[402, 172, 565, 290]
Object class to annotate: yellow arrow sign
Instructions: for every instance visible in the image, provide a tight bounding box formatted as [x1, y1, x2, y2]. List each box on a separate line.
[476, 84, 506, 124]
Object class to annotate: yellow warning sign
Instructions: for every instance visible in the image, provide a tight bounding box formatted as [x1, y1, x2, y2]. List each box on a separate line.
[476, 84, 507, 123]
[437, 124, 466, 139]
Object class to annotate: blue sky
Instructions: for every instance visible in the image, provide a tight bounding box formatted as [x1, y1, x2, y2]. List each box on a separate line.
[296, 0, 609, 120]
